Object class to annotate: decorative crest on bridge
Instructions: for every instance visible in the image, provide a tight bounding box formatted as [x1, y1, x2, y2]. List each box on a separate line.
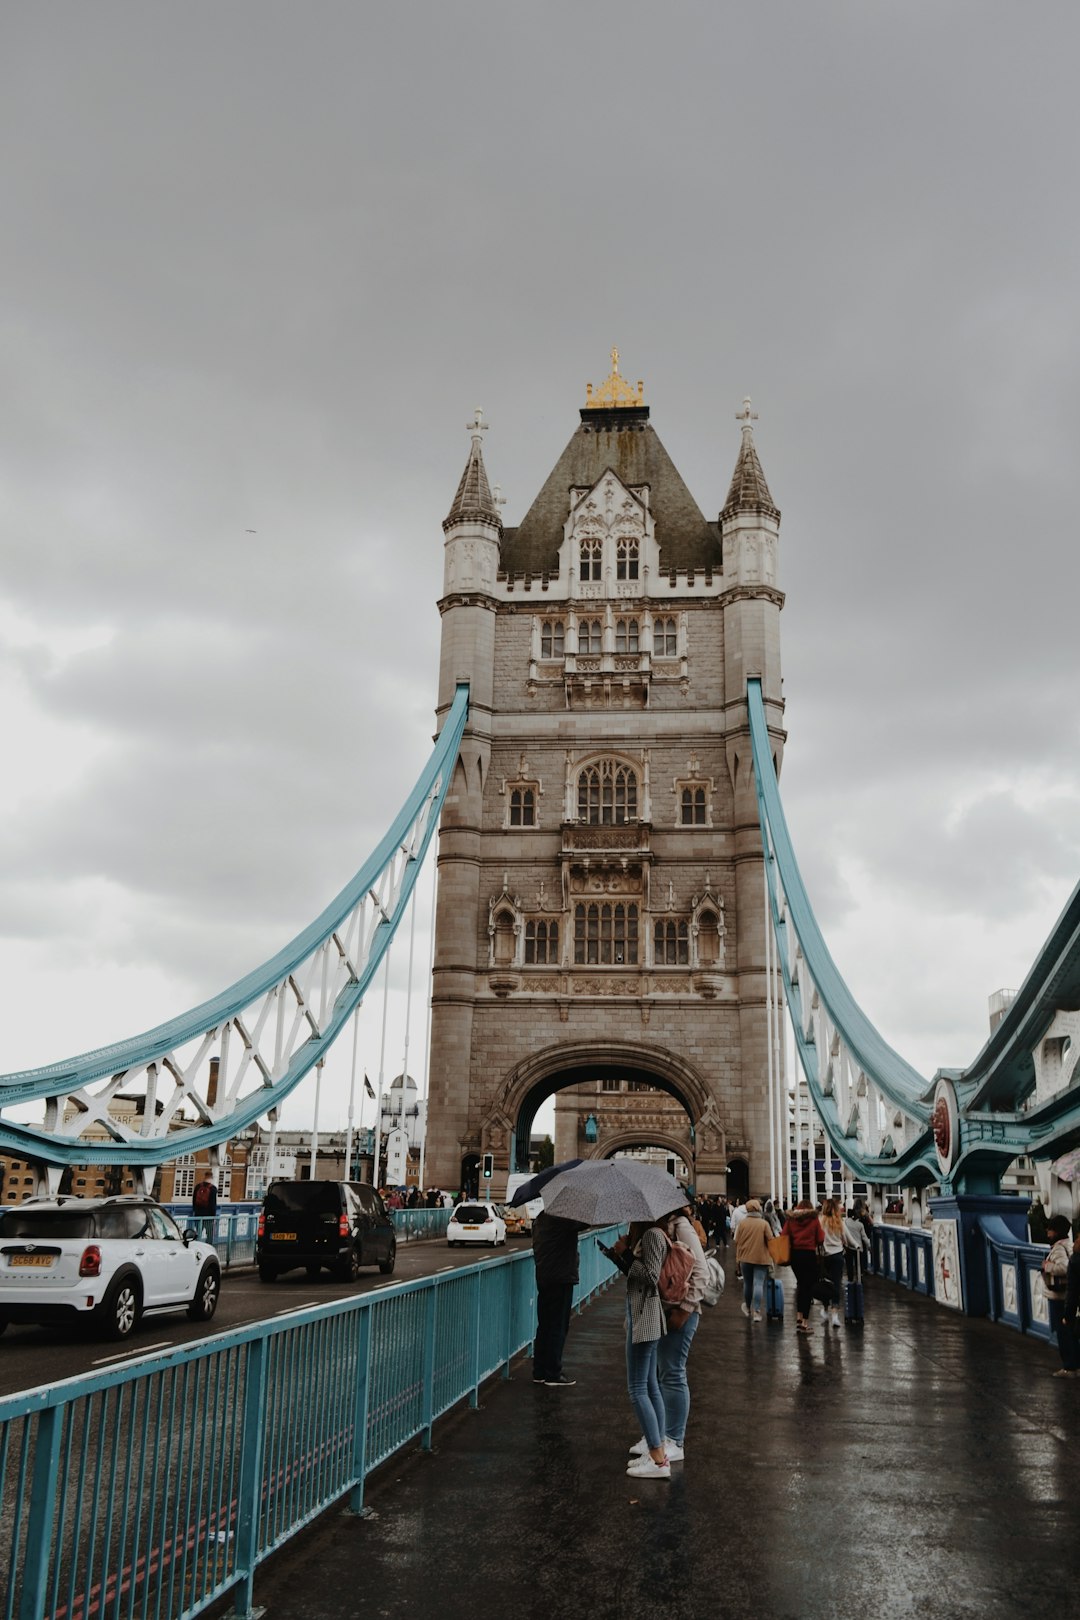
[584, 347, 645, 410]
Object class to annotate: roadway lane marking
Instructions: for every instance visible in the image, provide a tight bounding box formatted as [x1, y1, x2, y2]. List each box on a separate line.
[93, 1341, 172, 1365]
[436, 1266, 455, 1272]
[275, 1302, 318, 1314]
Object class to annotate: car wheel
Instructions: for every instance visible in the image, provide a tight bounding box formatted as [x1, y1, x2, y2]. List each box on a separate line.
[187, 1263, 221, 1322]
[378, 1241, 396, 1276]
[335, 1248, 362, 1283]
[305, 1264, 322, 1280]
[258, 1262, 280, 1283]
[100, 1274, 142, 1341]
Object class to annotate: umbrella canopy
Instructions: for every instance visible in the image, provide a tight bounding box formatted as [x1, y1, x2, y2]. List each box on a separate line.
[541, 1159, 687, 1226]
[508, 1159, 584, 1206]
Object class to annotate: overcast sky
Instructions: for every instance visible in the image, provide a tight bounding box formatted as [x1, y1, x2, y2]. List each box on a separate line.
[2, 3, 1078, 1139]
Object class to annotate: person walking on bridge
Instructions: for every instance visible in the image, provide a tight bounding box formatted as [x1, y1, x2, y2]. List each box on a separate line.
[1043, 1216, 1079, 1378]
[784, 1198, 825, 1333]
[734, 1198, 773, 1322]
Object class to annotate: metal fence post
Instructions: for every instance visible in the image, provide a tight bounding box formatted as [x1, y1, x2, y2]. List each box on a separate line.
[421, 1285, 438, 1447]
[469, 1270, 482, 1408]
[230, 1335, 269, 1620]
[348, 1305, 374, 1514]
[18, 1407, 62, 1620]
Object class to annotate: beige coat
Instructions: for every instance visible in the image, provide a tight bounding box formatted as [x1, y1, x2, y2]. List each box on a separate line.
[734, 1214, 774, 1267]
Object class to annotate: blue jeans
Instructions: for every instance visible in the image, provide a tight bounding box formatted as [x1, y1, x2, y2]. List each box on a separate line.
[625, 1312, 666, 1451]
[1049, 1299, 1080, 1371]
[742, 1262, 767, 1313]
[657, 1311, 699, 1444]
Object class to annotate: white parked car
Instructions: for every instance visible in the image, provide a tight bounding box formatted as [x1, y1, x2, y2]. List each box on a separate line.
[447, 1202, 507, 1247]
[0, 1196, 221, 1340]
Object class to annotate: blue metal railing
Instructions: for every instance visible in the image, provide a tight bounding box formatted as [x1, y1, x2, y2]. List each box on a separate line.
[871, 1221, 1055, 1342]
[390, 1207, 452, 1242]
[163, 1205, 453, 1266]
[0, 1226, 619, 1620]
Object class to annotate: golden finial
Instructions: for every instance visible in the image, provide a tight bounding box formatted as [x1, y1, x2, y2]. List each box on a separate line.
[585, 347, 645, 410]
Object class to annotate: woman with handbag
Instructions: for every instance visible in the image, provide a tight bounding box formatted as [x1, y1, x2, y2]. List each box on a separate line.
[734, 1198, 773, 1322]
[819, 1198, 851, 1329]
[784, 1198, 825, 1333]
[1043, 1215, 1078, 1377]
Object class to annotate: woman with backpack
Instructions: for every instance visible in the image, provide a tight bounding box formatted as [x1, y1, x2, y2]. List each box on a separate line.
[607, 1218, 681, 1481]
[643, 1203, 709, 1466]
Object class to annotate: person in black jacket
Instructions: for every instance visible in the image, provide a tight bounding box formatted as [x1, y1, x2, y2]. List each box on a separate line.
[531, 1211, 587, 1387]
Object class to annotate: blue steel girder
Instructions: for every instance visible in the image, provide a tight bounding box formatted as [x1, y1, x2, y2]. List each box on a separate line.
[747, 678, 1080, 1189]
[0, 684, 470, 1168]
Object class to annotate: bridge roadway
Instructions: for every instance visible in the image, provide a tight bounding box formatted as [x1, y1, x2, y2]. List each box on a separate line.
[0, 1234, 533, 1397]
[224, 1267, 1080, 1620]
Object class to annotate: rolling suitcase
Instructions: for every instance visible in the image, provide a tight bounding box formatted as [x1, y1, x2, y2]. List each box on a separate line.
[765, 1272, 784, 1322]
[844, 1249, 865, 1329]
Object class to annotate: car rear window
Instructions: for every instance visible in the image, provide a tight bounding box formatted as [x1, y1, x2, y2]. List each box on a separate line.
[264, 1182, 341, 1218]
[0, 1211, 95, 1239]
[454, 1206, 491, 1222]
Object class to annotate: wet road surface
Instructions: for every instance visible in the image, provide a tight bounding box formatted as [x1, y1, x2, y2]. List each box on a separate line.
[229, 1270, 1080, 1620]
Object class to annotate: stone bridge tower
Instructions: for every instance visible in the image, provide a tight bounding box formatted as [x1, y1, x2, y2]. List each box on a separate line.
[426, 359, 786, 1196]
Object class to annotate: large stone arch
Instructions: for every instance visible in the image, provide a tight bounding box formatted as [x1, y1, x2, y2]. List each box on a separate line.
[592, 1128, 693, 1174]
[477, 1038, 728, 1188]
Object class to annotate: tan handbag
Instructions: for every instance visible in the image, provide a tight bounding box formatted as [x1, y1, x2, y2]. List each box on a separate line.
[767, 1230, 792, 1266]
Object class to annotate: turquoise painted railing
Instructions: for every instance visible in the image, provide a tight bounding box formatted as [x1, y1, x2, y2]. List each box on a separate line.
[166, 1205, 452, 1265]
[871, 1222, 1055, 1343]
[0, 1226, 620, 1620]
[390, 1206, 453, 1242]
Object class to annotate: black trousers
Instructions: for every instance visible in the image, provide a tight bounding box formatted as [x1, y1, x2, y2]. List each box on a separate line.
[790, 1250, 818, 1318]
[533, 1282, 575, 1380]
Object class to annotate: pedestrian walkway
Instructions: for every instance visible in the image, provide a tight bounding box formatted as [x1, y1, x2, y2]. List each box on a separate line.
[240, 1272, 1080, 1620]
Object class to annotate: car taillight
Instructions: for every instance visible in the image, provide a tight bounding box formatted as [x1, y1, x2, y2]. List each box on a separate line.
[79, 1245, 102, 1278]
[339, 1213, 350, 1238]
[258, 1214, 266, 1238]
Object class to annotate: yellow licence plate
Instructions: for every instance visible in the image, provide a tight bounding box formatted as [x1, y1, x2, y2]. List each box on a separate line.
[271, 1232, 296, 1242]
[10, 1255, 54, 1268]
[462, 1225, 478, 1231]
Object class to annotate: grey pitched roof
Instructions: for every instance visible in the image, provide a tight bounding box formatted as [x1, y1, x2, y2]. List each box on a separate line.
[721, 427, 779, 522]
[499, 406, 721, 576]
[443, 435, 501, 532]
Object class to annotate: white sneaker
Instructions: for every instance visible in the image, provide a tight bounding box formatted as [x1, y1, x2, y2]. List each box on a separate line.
[626, 1457, 670, 1479]
[752, 1312, 762, 1323]
[663, 1439, 684, 1461]
[628, 1436, 649, 1456]
[741, 1302, 750, 1317]
[831, 1312, 841, 1328]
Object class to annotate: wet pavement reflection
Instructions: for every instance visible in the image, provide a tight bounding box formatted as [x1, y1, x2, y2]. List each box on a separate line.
[237, 1273, 1080, 1620]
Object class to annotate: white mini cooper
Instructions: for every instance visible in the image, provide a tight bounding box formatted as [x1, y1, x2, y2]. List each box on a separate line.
[0, 1196, 221, 1340]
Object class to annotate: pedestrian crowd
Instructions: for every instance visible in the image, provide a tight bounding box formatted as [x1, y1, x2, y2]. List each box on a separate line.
[531, 1184, 882, 1482]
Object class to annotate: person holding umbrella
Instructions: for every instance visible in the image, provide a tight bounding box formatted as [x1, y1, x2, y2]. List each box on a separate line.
[609, 1219, 673, 1480]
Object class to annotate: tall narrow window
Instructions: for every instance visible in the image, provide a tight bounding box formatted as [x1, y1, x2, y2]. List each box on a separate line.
[577, 761, 639, 825]
[574, 902, 639, 964]
[654, 919, 690, 965]
[697, 910, 722, 967]
[540, 619, 565, 658]
[615, 617, 639, 654]
[579, 618, 603, 655]
[656, 617, 678, 657]
[509, 788, 536, 826]
[680, 786, 707, 825]
[616, 537, 639, 580]
[492, 909, 516, 968]
[524, 919, 559, 965]
[580, 539, 603, 582]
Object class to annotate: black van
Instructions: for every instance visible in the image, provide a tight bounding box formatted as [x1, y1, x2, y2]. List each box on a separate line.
[256, 1181, 396, 1282]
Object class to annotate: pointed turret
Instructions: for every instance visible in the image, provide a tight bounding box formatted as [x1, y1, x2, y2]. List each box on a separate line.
[443, 408, 502, 533]
[721, 398, 780, 523]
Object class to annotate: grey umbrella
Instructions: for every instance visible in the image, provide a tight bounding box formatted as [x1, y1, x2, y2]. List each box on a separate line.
[541, 1159, 687, 1226]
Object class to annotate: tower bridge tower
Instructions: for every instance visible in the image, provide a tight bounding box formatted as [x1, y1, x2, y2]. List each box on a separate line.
[426, 357, 786, 1195]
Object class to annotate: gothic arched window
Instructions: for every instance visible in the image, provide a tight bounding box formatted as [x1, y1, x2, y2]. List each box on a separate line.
[574, 902, 639, 965]
[616, 537, 639, 581]
[656, 616, 678, 657]
[579, 618, 603, 655]
[579, 539, 602, 582]
[577, 760, 638, 825]
[615, 617, 639, 655]
[492, 908, 516, 968]
[540, 619, 565, 659]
